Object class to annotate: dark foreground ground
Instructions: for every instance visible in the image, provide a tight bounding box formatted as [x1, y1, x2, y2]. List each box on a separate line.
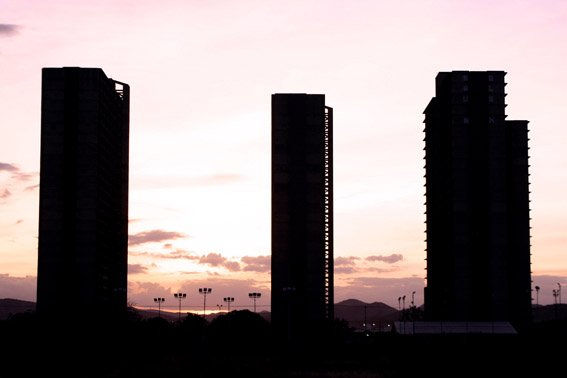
[1, 309, 565, 378]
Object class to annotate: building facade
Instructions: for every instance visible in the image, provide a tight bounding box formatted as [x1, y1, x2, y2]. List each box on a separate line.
[423, 71, 531, 327]
[271, 93, 333, 341]
[37, 67, 130, 317]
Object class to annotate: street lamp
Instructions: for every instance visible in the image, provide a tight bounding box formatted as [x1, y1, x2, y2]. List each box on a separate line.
[153, 297, 165, 318]
[216, 304, 223, 312]
[557, 283, 562, 304]
[173, 293, 187, 321]
[398, 297, 401, 311]
[402, 295, 406, 310]
[223, 297, 235, 312]
[535, 286, 540, 305]
[248, 292, 261, 313]
[198, 288, 212, 316]
[411, 291, 416, 308]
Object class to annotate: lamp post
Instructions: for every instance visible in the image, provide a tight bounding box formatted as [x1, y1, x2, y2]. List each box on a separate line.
[216, 304, 223, 312]
[153, 297, 165, 318]
[173, 293, 187, 321]
[198, 288, 212, 316]
[411, 291, 416, 308]
[557, 283, 562, 304]
[248, 292, 261, 313]
[402, 295, 406, 310]
[223, 297, 234, 312]
[398, 297, 401, 311]
[535, 286, 540, 305]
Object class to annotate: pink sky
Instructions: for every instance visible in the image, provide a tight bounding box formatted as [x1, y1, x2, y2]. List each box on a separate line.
[1, 0, 567, 308]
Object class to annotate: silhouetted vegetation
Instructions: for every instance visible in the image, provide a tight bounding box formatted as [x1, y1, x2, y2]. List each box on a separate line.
[1, 308, 565, 377]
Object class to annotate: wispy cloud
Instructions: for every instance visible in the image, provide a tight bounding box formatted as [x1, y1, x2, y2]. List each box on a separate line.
[1, 189, 11, 199]
[0, 24, 19, 37]
[128, 229, 187, 245]
[365, 253, 403, 264]
[130, 249, 198, 261]
[0, 162, 18, 172]
[24, 184, 39, 191]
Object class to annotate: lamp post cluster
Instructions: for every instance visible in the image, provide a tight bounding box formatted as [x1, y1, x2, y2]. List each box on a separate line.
[248, 292, 262, 313]
[153, 297, 165, 318]
[173, 292, 187, 321]
[223, 297, 235, 311]
[398, 291, 417, 311]
[151, 289, 263, 319]
[533, 283, 562, 305]
[553, 283, 562, 305]
[199, 288, 212, 316]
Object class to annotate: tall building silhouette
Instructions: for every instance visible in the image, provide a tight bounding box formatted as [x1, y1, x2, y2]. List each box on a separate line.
[423, 71, 531, 327]
[271, 94, 333, 341]
[37, 67, 130, 317]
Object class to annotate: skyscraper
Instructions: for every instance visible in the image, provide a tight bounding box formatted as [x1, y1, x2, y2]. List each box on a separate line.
[423, 71, 531, 327]
[271, 93, 333, 341]
[37, 67, 130, 317]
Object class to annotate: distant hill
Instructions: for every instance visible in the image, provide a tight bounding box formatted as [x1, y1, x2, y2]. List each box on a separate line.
[334, 299, 399, 329]
[134, 308, 271, 322]
[0, 298, 35, 320]
[4, 298, 565, 325]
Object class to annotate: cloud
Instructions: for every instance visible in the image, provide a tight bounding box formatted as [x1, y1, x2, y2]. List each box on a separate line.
[129, 249, 199, 261]
[223, 261, 241, 272]
[335, 266, 358, 275]
[335, 256, 359, 266]
[241, 255, 270, 272]
[15, 219, 23, 225]
[128, 229, 187, 245]
[128, 264, 149, 275]
[199, 253, 241, 272]
[365, 253, 403, 264]
[199, 253, 226, 266]
[25, 184, 39, 191]
[1, 189, 11, 199]
[163, 243, 173, 249]
[0, 24, 19, 37]
[0, 163, 18, 172]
